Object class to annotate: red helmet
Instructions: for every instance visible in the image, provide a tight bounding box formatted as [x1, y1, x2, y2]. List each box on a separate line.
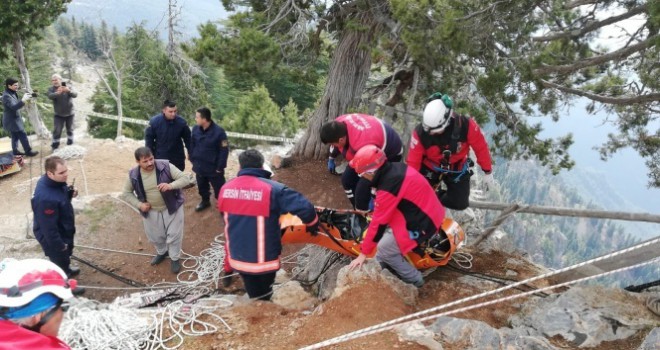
[349, 145, 387, 176]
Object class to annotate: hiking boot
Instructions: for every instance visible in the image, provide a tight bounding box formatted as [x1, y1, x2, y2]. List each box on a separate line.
[170, 260, 181, 274]
[221, 272, 233, 288]
[67, 266, 80, 278]
[13, 151, 25, 156]
[25, 150, 39, 157]
[150, 252, 168, 266]
[195, 200, 210, 212]
[72, 287, 86, 296]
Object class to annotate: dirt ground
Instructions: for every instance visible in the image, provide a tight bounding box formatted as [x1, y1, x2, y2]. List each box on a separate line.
[0, 148, 652, 349]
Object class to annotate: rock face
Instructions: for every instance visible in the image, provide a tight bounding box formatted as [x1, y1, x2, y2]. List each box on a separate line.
[271, 281, 316, 311]
[637, 327, 660, 350]
[290, 246, 350, 300]
[333, 259, 418, 306]
[510, 285, 658, 347]
[426, 317, 558, 350]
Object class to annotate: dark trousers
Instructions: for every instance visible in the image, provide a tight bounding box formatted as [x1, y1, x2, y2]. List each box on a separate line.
[196, 173, 225, 202]
[438, 173, 471, 210]
[52, 114, 74, 148]
[170, 159, 185, 171]
[41, 240, 74, 274]
[341, 166, 373, 211]
[240, 272, 277, 301]
[10, 130, 32, 154]
[419, 164, 471, 210]
[342, 154, 402, 211]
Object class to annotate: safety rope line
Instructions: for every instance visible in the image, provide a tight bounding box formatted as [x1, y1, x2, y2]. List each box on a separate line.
[298, 236, 660, 349]
[300, 257, 660, 349]
[76, 244, 158, 257]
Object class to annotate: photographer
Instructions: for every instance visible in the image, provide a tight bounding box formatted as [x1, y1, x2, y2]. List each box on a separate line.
[47, 74, 77, 150]
[2, 78, 38, 157]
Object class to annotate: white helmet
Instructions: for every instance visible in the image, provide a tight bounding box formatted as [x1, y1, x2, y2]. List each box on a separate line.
[0, 259, 75, 308]
[423, 99, 452, 134]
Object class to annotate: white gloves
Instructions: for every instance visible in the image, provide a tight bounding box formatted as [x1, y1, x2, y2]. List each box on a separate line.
[482, 173, 495, 192]
[21, 93, 32, 102]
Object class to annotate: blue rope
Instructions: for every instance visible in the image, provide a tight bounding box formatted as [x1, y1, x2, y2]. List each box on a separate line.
[433, 161, 470, 183]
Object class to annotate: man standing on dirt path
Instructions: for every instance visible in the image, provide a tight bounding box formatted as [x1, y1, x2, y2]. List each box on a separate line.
[121, 147, 192, 274]
[407, 93, 493, 210]
[320, 113, 403, 211]
[31, 157, 85, 296]
[218, 149, 319, 300]
[47, 74, 77, 151]
[347, 145, 445, 288]
[189, 107, 229, 212]
[145, 100, 192, 171]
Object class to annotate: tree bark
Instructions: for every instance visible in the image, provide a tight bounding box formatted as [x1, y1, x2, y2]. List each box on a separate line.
[293, 11, 379, 159]
[13, 35, 50, 138]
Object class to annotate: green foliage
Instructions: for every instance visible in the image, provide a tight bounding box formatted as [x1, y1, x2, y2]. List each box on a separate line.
[0, 0, 70, 60]
[184, 16, 327, 113]
[225, 84, 299, 138]
[89, 23, 208, 139]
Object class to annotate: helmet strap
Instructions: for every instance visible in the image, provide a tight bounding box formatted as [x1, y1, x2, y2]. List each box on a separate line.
[23, 300, 62, 333]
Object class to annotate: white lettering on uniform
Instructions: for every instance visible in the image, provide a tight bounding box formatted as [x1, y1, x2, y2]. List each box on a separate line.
[223, 187, 264, 201]
[223, 188, 239, 198]
[345, 114, 371, 131]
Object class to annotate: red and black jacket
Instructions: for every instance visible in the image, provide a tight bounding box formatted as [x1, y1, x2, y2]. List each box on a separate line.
[407, 113, 492, 173]
[218, 168, 318, 274]
[361, 162, 445, 256]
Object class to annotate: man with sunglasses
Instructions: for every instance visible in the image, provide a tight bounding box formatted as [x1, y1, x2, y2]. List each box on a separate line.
[407, 93, 493, 210]
[0, 258, 77, 349]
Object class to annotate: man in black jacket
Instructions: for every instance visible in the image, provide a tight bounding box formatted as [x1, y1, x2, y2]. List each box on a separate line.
[145, 100, 191, 171]
[189, 107, 229, 211]
[31, 156, 84, 295]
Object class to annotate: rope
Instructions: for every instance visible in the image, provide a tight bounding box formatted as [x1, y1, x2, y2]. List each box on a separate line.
[300, 257, 660, 349]
[76, 244, 158, 257]
[60, 297, 233, 350]
[298, 236, 660, 349]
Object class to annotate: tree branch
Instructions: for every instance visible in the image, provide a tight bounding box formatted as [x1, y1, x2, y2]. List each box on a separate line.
[565, 0, 599, 9]
[539, 79, 660, 105]
[532, 4, 647, 42]
[533, 35, 656, 76]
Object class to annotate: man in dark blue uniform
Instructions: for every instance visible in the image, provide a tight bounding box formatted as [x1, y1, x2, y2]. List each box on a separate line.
[31, 156, 84, 295]
[190, 107, 229, 211]
[145, 100, 192, 171]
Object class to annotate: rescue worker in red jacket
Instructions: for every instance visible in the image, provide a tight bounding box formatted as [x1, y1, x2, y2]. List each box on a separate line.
[0, 258, 78, 350]
[218, 149, 319, 300]
[320, 113, 403, 211]
[347, 145, 445, 287]
[407, 94, 493, 210]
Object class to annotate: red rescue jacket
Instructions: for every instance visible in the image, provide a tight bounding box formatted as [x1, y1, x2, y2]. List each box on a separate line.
[407, 113, 492, 173]
[0, 320, 70, 350]
[361, 162, 445, 256]
[334, 114, 402, 161]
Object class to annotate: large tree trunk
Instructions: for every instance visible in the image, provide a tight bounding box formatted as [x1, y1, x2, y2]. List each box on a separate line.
[13, 35, 50, 138]
[293, 11, 379, 159]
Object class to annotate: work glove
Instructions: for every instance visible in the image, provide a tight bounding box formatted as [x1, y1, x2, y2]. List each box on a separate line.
[21, 93, 31, 102]
[307, 221, 320, 236]
[482, 172, 495, 192]
[327, 158, 337, 175]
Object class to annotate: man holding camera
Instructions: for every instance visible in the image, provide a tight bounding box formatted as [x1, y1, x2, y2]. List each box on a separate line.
[31, 156, 85, 296]
[2, 78, 38, 157]
[47, 74, 77, 150]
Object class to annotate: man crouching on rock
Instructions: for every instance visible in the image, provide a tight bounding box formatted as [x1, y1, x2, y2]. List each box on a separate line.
[347, 145, 446, 288]
[121, 147, 192, 274]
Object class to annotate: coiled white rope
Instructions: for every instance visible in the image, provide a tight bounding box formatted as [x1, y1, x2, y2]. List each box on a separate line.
[61, 297, 233, 350]
[298, 237, 660, 349]
[52, 144, 87, 159]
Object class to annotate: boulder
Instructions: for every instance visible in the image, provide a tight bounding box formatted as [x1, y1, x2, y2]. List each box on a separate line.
[395, 321, 443, 350]
[333, 259, 418, 306]
[510, 286, 657, 347]
[271, 281, 316, 311]
[637, 327, 660, 350]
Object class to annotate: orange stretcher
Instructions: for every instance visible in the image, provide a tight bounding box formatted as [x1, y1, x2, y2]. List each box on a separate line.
[281, 207, 465, 270]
